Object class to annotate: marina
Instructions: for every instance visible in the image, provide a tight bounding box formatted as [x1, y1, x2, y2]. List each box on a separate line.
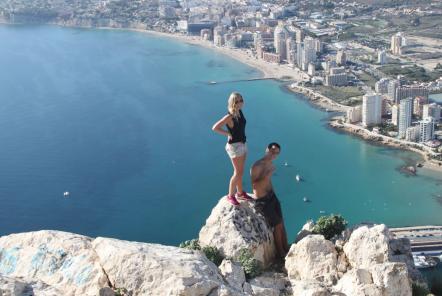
[391, 225, 442, 268]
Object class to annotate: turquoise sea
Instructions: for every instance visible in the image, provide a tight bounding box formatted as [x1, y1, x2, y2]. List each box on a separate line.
[1, 25, 442, 247]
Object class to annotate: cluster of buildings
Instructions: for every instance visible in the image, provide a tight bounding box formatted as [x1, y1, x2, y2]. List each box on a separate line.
[347, 77, 439, 145]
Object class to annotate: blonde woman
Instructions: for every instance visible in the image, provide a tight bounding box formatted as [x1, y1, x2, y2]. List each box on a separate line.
[212, 92, 253, 206]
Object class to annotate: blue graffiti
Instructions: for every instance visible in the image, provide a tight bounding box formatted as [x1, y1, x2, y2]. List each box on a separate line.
[0, 247, 20, 275]
[75, 265, 93, 286]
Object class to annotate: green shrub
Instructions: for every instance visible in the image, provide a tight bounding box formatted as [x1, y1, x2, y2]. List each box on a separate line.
[114, 287, 130, 296]
[312, 214, 348, 240]
[179, 239, 201, 250]
[202, 246, 223, 266]
[237, 248, 262, 279]
[412, 282, 430, 296]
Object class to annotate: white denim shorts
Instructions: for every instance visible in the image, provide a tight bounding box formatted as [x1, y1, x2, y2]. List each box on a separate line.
[225, 142, 247, 159]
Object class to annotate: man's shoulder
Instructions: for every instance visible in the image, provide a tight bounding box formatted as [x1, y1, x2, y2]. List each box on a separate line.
[251, 159, 266, 171]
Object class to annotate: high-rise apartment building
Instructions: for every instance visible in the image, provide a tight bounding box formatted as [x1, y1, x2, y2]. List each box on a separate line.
[419, 117, 435, 143]
[398, 98, 413, 139]
[362, 94, 382, 127]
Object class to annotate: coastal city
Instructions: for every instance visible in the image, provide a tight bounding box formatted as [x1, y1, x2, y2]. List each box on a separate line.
[1, 0, 442, 294]
[2, 0, 442, 169]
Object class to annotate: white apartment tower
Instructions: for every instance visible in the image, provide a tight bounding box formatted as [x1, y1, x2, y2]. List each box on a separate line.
[419, 117, 435, 143]
[362, 94, 382, 127]
[274, 24, 287, 61]
[378, 50, 387, 64]
[391, 33, 405, 56]
[392, 104, 399, 126]
[398, 98, 413, 139]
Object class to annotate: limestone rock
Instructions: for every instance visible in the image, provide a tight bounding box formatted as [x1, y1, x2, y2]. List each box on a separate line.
[92, 237, 230, 296]
[219, 259, 245, 292]
[285, 235, 338, 286]
[248, 272, 290, 296]
[290, 280, 331, 296]
[333, 269, 382, 296]
[388, 238, 421, 281]
[0, 275, 62, 296]
[371, 263, 412, 296]
[343, 225, 390, 268]
[295, 221, 315, 243]
[0, 230, 109, 296]
[199, 197, 276, 267]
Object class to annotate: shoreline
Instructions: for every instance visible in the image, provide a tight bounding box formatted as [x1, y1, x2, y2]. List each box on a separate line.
[329, 117, 442, 174]
[2, 22, 441, 175]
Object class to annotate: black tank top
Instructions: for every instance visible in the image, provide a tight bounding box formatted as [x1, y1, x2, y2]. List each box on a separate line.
[226, 110, 246, 144]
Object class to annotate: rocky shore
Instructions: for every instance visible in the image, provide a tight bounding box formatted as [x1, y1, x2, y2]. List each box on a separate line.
[329, 117, 442, 174]
[0, 197, 425, 296]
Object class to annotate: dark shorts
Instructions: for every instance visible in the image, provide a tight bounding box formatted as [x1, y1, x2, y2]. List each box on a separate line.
[254, 190, 283, 228]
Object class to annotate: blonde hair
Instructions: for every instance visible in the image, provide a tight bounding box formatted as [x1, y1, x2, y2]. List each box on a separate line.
[227, 92, 243, 119]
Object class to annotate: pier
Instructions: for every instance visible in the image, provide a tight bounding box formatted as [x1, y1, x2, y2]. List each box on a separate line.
[390, 226, 442, 257]
[206, 77, 276, 85]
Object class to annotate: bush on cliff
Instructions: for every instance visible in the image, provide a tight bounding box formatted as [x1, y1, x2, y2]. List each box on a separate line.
[179, 239, 201, 250]
[312, 214, 347, 240]
[237, 248, 262, 279]
[179, 239, 223, 266]
[202, 246, 224, 266]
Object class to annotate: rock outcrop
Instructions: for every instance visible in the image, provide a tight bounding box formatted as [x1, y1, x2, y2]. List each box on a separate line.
[285, 235, 338, 286]
[0, 231, 235, 296]
[285, 224, 413, 296]
[0, 201, 418, 296]
[199, 197, 276, 267]
[0, 230, 108, 296]
[92, 237, 229, 296]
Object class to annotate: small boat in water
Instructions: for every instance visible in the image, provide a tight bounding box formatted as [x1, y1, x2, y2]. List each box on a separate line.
[295, 174, 301, 182]
[63, 191, 70, 197]
[303, 197, 309, 202]
[284, 161, 289, 167]
[209, 81, 217, 85]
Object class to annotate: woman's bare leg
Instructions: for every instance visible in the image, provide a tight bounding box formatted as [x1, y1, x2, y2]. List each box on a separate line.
[229, 153, 245, 196]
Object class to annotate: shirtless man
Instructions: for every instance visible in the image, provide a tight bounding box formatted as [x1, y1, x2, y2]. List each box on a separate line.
[251, 143, 290, 260]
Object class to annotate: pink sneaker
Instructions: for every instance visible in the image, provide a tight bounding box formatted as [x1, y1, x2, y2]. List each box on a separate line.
[237, 191, 254, 201]
[227, 194, 240, 206]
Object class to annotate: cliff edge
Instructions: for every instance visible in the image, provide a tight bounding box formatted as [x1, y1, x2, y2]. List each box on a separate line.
[0, 197, 420, 296]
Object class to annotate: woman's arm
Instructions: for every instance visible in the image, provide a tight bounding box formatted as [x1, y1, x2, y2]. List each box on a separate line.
[212, 114, 232, 137]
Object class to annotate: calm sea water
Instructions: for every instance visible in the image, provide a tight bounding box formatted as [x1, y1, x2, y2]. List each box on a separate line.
[1, 25, 442, 246]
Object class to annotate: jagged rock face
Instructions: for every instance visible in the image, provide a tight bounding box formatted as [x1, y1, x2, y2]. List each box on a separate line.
[290, 280, 331, 296]
[219, 259, 245, 293]
[285, 235, 338, 286]
[371, 263, 412, 296]
[344, 224, 391, 268]
[0, 275, 62, 296]
[333, 268, 382, 296]
[0, 231, 108, 296]
[199, 197, 276, 267]
[248, 272, 291, 296]
[92, 237, 230, 296]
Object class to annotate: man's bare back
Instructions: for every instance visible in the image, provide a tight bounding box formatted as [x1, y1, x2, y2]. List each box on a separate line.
[250, 143, 289, 260]
[251, 158, 275, 198]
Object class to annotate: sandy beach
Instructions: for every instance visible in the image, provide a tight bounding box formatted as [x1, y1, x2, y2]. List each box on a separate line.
[131, 30, 310, 81]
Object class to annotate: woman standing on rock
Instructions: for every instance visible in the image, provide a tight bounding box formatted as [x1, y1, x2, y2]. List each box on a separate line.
[212, 92, 253, 206]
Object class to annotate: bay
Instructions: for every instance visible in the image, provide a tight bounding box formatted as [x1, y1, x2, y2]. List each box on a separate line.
[1, 25, 442, 247]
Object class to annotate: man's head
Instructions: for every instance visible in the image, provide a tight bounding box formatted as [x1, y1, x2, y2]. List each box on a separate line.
[266, 142, 281, 160]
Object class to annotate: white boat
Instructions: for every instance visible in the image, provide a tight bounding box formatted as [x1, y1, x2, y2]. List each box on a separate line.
[63, 191, 70, 197]
[319, 210, 326, 214]
[284, 161, 289, 167]
[303, 197, 308, 202]
[295, 174, 301, 182]
[209, 81, 217, 85]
